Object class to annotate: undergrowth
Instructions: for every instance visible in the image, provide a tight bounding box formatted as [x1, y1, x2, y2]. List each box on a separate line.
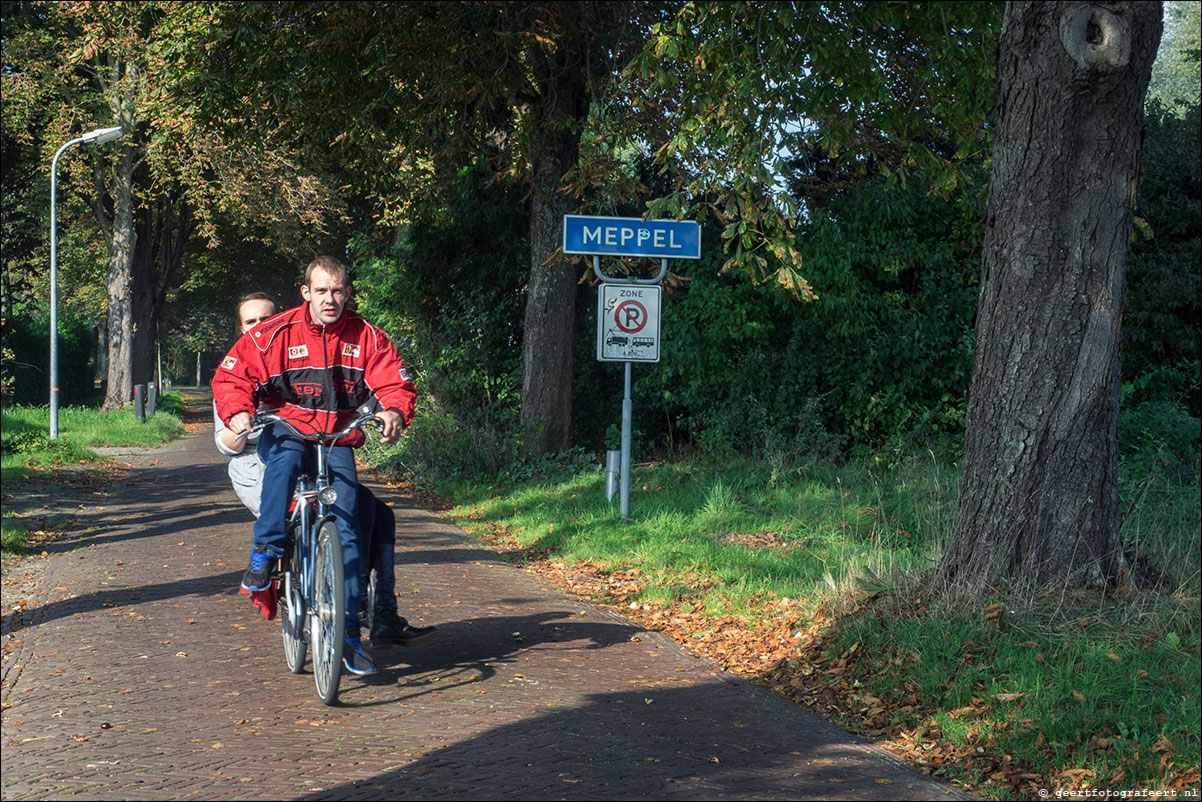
[368, 430, 1201, 798]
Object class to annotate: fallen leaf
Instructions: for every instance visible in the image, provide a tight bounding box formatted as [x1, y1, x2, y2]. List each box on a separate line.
[1152, 734, 1175, 756]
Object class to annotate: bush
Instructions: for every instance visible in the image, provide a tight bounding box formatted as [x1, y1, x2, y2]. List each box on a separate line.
[350, 162, 528, 481]
[1120, 395, 1201, 483]
[1, 314, 96, 406]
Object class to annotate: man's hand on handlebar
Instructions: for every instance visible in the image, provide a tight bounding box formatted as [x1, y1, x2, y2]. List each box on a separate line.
[375, 408, 404, 444]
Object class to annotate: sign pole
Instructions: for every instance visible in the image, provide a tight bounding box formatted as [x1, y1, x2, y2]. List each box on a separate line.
[568, 215, 702, 521]
[621, 359, 633, 520]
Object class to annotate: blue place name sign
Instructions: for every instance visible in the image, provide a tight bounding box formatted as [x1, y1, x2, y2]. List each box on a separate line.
[563, 215, 701, 259]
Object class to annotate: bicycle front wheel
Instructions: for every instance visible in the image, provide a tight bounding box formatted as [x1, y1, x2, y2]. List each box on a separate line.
[280, 528, 306, 674]
[311, 520, 345, 705]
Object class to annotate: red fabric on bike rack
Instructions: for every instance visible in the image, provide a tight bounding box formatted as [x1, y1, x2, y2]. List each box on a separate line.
[239, 584, 278, 620]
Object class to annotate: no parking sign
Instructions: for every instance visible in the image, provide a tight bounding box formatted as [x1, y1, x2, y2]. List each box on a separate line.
[564, 213, 699, 519]
[597, 284, 661, 362]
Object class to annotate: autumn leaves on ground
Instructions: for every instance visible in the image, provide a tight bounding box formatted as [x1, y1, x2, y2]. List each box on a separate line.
[418, 453, 1200, 802]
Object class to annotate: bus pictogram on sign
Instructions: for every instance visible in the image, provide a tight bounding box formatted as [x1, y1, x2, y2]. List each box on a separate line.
[598, 285, 660, 362]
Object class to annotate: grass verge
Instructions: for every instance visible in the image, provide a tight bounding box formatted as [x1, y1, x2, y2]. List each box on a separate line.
[378, 450, 1200, 800]
[1, 397, 185, 564]
[1, 399, 184, 483]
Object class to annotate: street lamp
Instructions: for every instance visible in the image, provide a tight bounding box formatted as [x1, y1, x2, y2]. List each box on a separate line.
[49, 125, 123, 439]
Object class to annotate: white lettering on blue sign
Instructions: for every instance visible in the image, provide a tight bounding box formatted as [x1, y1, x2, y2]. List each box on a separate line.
[563, 214, 701, 259]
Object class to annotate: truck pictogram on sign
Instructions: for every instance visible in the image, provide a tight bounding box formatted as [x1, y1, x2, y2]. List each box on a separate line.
[598, 285, 660, 363]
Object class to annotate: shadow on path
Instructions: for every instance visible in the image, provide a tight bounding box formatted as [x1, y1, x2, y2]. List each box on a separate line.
[307, 682, 943, 801]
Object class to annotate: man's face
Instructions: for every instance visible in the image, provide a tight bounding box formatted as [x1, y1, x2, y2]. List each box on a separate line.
[238, 299, 276, 334]
[301, 267, 348, 326]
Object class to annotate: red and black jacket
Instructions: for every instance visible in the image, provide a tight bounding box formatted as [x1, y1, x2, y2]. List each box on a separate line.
[211, 304, 417, 448]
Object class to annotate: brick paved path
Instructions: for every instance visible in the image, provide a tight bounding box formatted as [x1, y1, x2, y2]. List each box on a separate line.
[2, 417, 971, 801]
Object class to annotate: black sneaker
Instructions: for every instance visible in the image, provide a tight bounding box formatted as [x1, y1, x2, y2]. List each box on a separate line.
[342, 638, 377, 676]
[241, 549, 273, 592]
[373, 621, 438, 648]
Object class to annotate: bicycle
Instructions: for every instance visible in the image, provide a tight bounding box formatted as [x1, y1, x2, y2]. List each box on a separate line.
[247, 409, 382, 705]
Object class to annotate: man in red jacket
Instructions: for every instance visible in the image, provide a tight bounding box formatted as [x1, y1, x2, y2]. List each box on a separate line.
[212, 256, 416, 675]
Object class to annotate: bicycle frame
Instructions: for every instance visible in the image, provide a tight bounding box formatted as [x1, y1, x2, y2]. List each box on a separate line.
[249, 409, 380, 704]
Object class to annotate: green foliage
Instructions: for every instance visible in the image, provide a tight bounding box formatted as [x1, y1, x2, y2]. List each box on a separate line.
[619, 1, 1002, 290]
[1125, 101, 1201, 418]
[1149, 0, 1201, 114]
[605, 165, 983, 458]
[1, 314, 97, 406]
[641, 247, 836, 455]
[796, 167, 983, 445]
[351, 163, 529, 481]
[1119, 384, 1201, 487]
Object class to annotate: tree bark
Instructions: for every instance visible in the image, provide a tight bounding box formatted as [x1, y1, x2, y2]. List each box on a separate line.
[131, 202, 155, 387]
[521, 147, 580, 454]
[518, 32, 590, 455]
[942, 1, 1162, 588]
[100, 143, 138, 411]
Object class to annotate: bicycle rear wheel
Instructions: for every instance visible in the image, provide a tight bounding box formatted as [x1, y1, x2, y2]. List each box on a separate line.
[280, 526, 306, 674]
[360, 567, 378, 638]
[311, 520, 345, 705]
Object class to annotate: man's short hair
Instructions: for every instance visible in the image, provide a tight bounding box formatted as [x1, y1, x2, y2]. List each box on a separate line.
[304, 256, 349, 287]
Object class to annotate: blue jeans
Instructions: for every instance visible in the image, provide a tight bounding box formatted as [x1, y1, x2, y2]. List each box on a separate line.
[254, 423, 363, 639]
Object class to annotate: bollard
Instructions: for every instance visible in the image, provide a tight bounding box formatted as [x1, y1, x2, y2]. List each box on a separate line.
[134, 384, 145, 422]
[147, 381, 157, 417]
[605, 449, 621, 502]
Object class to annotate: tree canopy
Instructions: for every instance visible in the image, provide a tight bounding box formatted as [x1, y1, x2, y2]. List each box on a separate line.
[2, 1, 1196, 591]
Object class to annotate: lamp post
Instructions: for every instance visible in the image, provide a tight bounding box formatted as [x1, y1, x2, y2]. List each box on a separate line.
[49, 125, 123, 439]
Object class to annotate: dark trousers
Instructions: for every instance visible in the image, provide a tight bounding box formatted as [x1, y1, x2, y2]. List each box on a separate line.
[357, 488, 404, 623]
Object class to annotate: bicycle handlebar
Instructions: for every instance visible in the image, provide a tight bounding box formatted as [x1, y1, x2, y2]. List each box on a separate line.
[234, 409, 384, 444]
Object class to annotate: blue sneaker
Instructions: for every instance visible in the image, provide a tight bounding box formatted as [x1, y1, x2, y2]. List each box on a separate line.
[241, 549, 272, 592]
[343, 638, 376, 676]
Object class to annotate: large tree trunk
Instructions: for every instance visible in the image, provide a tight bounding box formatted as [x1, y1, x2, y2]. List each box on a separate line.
[941, 1, 1162, 588]
[131, 202, 156, 387]
[518, 33, 589, 455]
[520, 139, 580, 455]
[100, 145, 138, 411]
